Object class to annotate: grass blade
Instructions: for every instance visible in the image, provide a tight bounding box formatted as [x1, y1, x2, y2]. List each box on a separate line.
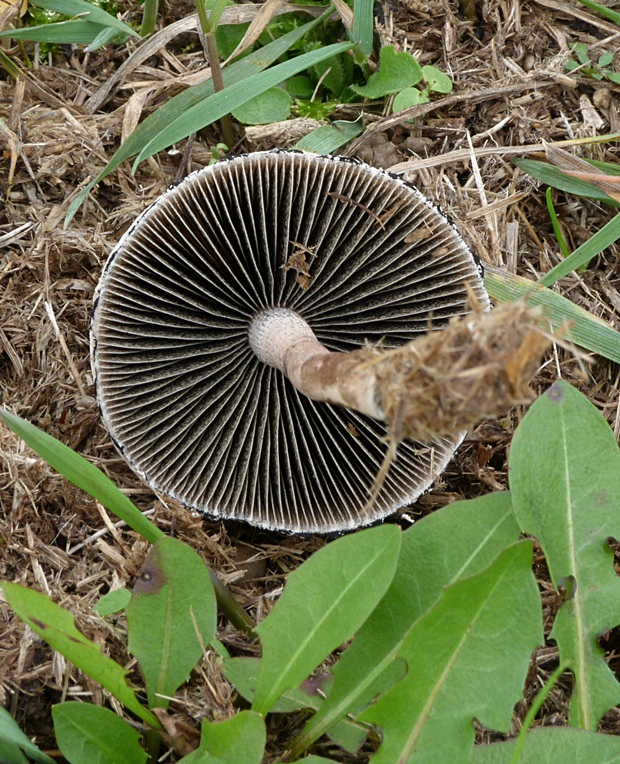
[0, 409, 163, 545]
[352, 0, 374, 56]
[294, 119, 364, 154]
[484, 269, 620, 365]
[134, 41, 354, 165]
[64, 9, 335, 226]
[30, 0, 138, 38]
[514, 158, 620, 207]
[574, 0, 620, 25]
[539, 212, 620, 286]
[0, 20, 108, 43]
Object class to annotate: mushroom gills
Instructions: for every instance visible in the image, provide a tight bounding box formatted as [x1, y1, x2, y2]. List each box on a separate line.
[92, 150, 490, 533]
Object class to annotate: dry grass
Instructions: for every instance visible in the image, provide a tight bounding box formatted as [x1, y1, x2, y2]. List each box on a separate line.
[2, 0, 620, 759]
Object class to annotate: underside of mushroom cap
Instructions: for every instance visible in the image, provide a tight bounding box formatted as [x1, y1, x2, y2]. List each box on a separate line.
[91, 150, 489, 534]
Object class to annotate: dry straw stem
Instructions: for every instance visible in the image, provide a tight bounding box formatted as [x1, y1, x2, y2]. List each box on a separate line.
[355, 300, 552, 444]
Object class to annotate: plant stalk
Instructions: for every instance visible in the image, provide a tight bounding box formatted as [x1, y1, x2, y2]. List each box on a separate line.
[139, 0, 159, 37]
[209, 570, 256, 637]
[196, 0, 235, 150]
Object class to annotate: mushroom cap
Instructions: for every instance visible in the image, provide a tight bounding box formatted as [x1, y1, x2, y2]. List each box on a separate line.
[91, 150, 489, 534]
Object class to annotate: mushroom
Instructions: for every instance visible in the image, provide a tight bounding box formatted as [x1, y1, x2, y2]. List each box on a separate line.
[91, 150, 490, 534]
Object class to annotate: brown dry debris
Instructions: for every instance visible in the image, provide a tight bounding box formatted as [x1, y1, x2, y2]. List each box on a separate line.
[371, 301, 553, 443]
[3, 0, 620, 758]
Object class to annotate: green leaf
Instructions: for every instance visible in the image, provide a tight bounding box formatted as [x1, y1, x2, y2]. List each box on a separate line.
[539, 212, 620, 286]
[30, 0, 138, 38]
[598, 52, 614, 67]
[231, 87, 292, 124]
[422, 65, 453, 93]
[64, 10, 336, 225]
[223, 657, 367, 753]
[604, 71, 620, 84]
[178, 712, 265, 764]
[484, 269, 620, 365]
[252, 524, 401, 716]
[135, 41, 354, 165]
[0, 583, 159, 728]
[510, 380, 620, 729]
[52, 703, 148, 764]
[513, 158, 620, 207]
[294, 119, 364, 154]
[0, 708, 54, 764]
[473, 727, 620, 763]
[216, 23, 251, 61]
[286, 75, 315, 99]
[126, 537, 217, 709]
[313, 55, 345, 96]
[0, 739, 28, 764]
[571, 42, 591, 65]
[0, 20, 109, 43]
[392, 87, 428, 112]
[0, 409, 163, 545]
[94, 588, 132, 617]
[359, 541, 542, 764]
[223, 657, 316, 713]
[86, 24, 124, 51]
[292, 492, 519, 757]
[290, 758, 337, 763]
[352, 0, 374, 56]
[352, 46, 423, 98]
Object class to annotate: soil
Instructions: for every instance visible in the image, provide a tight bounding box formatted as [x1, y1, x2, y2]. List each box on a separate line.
[2, 0, 620, 760]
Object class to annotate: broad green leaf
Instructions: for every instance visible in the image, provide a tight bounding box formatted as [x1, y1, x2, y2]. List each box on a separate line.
[295, 120, 364, 154]
[65, 10, 335, 225]
[352, 0, 374, 56]
[539, 212, 620, 286]
[0, 740, 28, 764]
[292, 492, 519, 757]
[178, 712, 265, 764]
[224, 657, 316, 713]
[232, 86, 291, 124]
[422, 65, 453, 93]
[510, 380, 620, 729]
[52, 703, 147, 764]
[392, 87, 428, 112]
[484, 270, 620, 365]
[94, 588, 131, 616]
[287, 75, 314, 99]
[513, 158, 620, 207]
[0, 583, 159, 728]
[291, 758, 337, 763]
[314, 55, 345, 96]
[252, 524, 401, 716]
[352, 46, 423, 98]
[135, 41, 354, 165]
[472, 727, 620, 763]
[0, 20, 108, 43]
[30, 0, 138, 37]
[223, 657, 367, 753]
[359, 541, 542, 764]
[0, 708, 54, 764]
[0, 409, 163, 545]
[126, 537, 216, 709]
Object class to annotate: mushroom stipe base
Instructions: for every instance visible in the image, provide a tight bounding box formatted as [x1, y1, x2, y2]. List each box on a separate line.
[91, 150, 489, 534]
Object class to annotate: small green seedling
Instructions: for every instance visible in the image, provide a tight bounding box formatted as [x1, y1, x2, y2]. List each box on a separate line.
[564, 43, 620, 84]
[208, 142, 229, 165]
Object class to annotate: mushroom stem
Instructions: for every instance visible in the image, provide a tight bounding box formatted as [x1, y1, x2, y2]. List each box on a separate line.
[248, 309, 383, 420]
[249, 303, 553, 443]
